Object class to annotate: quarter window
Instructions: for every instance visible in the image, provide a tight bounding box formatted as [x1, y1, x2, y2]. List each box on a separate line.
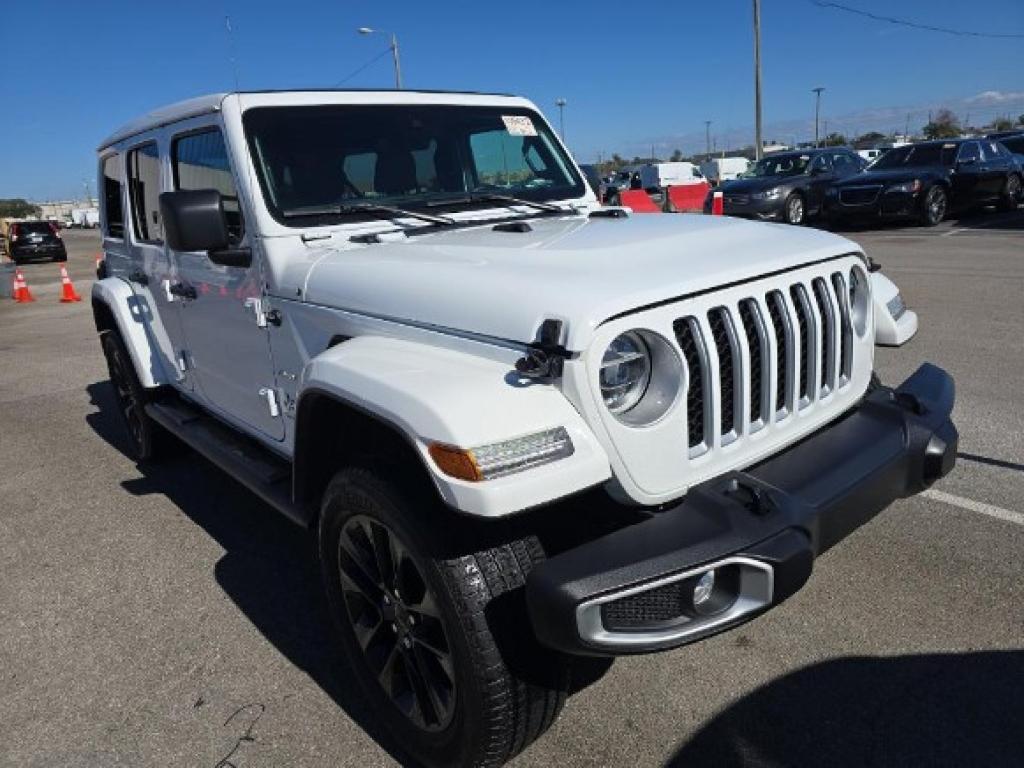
[172, 129, 244, 243]
[127, 143, 164, 243]
[957, 142, 981, 164]
[102, 154, 125, 238]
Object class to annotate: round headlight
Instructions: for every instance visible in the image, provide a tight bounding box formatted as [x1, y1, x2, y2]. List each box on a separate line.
[849, 265, 871, 337]
[600, 332, 651, 414]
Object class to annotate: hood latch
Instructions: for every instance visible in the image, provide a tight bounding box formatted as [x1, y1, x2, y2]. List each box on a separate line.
[515, 319, 570, 380]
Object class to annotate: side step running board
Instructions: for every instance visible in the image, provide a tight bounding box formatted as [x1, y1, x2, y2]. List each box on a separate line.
[146, 399, 310, 528]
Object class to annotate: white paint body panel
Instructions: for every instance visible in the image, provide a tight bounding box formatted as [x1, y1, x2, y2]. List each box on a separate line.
[871, 271, 919, 346]
[91, 277, 177, 389]
[301, 337, 611, 516]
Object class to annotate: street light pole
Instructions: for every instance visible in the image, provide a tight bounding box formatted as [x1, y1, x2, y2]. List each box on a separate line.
[812, 87, 825, 147]
[555, 98, 567, 143]
[358, 27, 402, 89]
[705, 120, 712, 156]
[753, 0, 763, 160]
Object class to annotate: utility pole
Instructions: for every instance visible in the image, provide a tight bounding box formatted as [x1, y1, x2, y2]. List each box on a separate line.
[812, 87, 825, 147]
[905, 113, 911, 139]
[822, 119, 828, 145]
[753, 0, 763, 160]
[705, 120, 712, 156]
[555, 98, 567, 143]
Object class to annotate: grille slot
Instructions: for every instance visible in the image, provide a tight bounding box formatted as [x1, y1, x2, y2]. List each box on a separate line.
[831, 272, 853, 380]
[812, 278, 835, 393]
[674, 318, 707, 449]
[790, 285, 811, 403]
[766, 291, 789, 413]
[708, 308, 739, 438]
[738, 299, 765, 425]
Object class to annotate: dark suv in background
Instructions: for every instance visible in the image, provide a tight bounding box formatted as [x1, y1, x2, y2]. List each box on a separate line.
[6, 221, 68, 263]
[828, 139, 1022, 226]
[707, 147, 866, 225]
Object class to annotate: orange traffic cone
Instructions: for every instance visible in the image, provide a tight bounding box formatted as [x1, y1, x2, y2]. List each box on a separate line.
[58, 264, 82, 303]
[12, 268, 35, 303]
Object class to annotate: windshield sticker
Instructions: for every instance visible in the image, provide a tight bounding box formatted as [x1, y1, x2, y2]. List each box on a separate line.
[501, 115, 537, 137]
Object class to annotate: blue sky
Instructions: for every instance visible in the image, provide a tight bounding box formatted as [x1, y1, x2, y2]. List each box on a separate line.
[2, 0, 1021, 200]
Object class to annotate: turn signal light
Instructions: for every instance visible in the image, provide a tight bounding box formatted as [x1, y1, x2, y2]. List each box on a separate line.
[429, 428, 575, 482]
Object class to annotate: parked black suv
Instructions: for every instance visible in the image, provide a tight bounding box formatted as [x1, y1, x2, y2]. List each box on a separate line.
[706, 147, 866, 224]
[7, 221, 68, 263]
[828, 139, 1022, 226]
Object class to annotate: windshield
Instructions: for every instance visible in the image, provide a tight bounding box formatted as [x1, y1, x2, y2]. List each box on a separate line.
[871, 143, 959, 169]
[747, 154, 810, 177]
[243, 105, 585, 224]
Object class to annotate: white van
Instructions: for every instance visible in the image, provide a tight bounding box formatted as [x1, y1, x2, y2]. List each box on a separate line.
[637, 161, 703, 189]
[699, 157, 751, 185]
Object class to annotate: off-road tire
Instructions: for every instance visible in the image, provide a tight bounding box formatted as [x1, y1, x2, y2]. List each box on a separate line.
[319, 467, 569, 768]
[998, 174, 1021, 212]
[100, 331, 170, 462]
[782, 192, 805, 225]
[920, 185, 948, 226]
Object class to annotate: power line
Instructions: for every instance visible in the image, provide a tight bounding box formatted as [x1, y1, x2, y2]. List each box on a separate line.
[334, 48, 393, 87]
[809, 1, 1024, 39]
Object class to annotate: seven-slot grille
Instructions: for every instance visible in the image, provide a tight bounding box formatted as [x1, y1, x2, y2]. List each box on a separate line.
[673, 271, 854, 453]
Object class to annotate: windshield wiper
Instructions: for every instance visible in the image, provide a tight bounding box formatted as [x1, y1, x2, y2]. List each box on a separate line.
[424, 192, 569, 213]
[281, 201, 456, 226]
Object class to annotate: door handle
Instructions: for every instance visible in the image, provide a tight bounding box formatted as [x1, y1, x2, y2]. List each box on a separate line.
[168, 282, 197, 300]
[128, 270, 149, 286]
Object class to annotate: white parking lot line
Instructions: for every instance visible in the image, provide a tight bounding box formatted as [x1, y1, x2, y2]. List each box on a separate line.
[923, 489, 1024, 527]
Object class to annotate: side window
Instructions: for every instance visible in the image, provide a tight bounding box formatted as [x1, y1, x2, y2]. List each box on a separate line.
[173, 129, 244, 243]
[127, 143, 164, 243]
[958, 142, 981, 164]
[981, 141, 1005, 161]
[101, 154, 125, 238]
[809, 154, 831, 173]
[831, 152, 854, 175]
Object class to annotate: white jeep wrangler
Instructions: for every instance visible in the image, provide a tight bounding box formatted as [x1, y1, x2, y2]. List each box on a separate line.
[92, 90, 957, 768]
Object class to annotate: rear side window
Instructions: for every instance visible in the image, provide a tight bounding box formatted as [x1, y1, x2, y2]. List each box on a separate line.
[127, 143, 164, 243]
[102, 155, 125, 238]
[172, 129, 244, 243]
[1002, 137, 1024, 154]
[957, 142, 981, 163]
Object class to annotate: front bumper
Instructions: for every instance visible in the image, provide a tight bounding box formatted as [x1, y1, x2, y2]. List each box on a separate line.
[828, 189, 921, 219]
[704, 197, 784, 219]
[527, 363, 957, 656]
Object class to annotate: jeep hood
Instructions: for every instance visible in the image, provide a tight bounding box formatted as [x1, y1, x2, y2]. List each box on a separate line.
[300, 214, 861, 350]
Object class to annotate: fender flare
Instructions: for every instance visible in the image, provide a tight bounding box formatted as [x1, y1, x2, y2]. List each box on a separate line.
[91, 277, 175, 389]
[297, 336, 611, 518]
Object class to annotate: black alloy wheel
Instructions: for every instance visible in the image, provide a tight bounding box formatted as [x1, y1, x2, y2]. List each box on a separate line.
[337, 513, 457, 732]
[921, 185, 948, 226]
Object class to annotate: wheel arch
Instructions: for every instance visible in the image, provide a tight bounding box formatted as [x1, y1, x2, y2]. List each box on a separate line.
[91, 278, 175, 389]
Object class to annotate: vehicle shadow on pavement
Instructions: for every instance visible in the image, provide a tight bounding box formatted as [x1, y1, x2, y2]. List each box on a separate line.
[666, 650, 1024, 768]
[84, 382, 416, 766]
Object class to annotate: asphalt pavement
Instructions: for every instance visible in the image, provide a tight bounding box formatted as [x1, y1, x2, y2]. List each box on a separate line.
[1, 219, 1021, 767]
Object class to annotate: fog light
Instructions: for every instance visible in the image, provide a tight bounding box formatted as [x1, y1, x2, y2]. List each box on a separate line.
[693, 570, 716, 606]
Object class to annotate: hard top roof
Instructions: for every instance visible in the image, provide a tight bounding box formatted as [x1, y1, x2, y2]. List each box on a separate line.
[97, 88, 523, 151]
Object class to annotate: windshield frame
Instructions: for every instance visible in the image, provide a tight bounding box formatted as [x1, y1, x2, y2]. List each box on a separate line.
[242, 103, 587, 228]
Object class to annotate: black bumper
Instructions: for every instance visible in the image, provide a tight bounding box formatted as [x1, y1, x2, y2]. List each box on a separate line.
[526, 364, 957, 656]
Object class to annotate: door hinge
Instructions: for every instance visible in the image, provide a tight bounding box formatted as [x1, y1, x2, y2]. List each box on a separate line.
[259, 387, 280, 418]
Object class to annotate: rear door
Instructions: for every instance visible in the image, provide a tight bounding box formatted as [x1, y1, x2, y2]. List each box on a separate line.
[979, 140, 1010, 200]
[167, 119, 284, 441]
[123, 139, 193, 391]
[806, 153, 835, 212]
[951, 141, 983, 205]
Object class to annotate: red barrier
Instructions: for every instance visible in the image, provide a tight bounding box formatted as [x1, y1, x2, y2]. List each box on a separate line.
[666, 182, 711, 213]
[711, 190, 724, 216]
[618, 189, 662, 213]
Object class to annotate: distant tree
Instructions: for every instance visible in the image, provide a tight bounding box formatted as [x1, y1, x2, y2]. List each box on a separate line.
[669, 148, 683, 162]
[923, 109, 961, 139]
[0, 199, 41, 218]
[853, 131, 887, 148]
[822, 132, 848, 147]
[1019, 114, 1024, 126]
[991, 117, 1014, 132]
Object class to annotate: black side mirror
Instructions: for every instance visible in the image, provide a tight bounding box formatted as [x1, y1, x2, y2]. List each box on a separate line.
[159, 189, 251, 268]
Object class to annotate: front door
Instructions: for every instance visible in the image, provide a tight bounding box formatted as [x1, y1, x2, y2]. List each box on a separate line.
[951, 141, 983, 206]
[167, 122, 284, 441]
